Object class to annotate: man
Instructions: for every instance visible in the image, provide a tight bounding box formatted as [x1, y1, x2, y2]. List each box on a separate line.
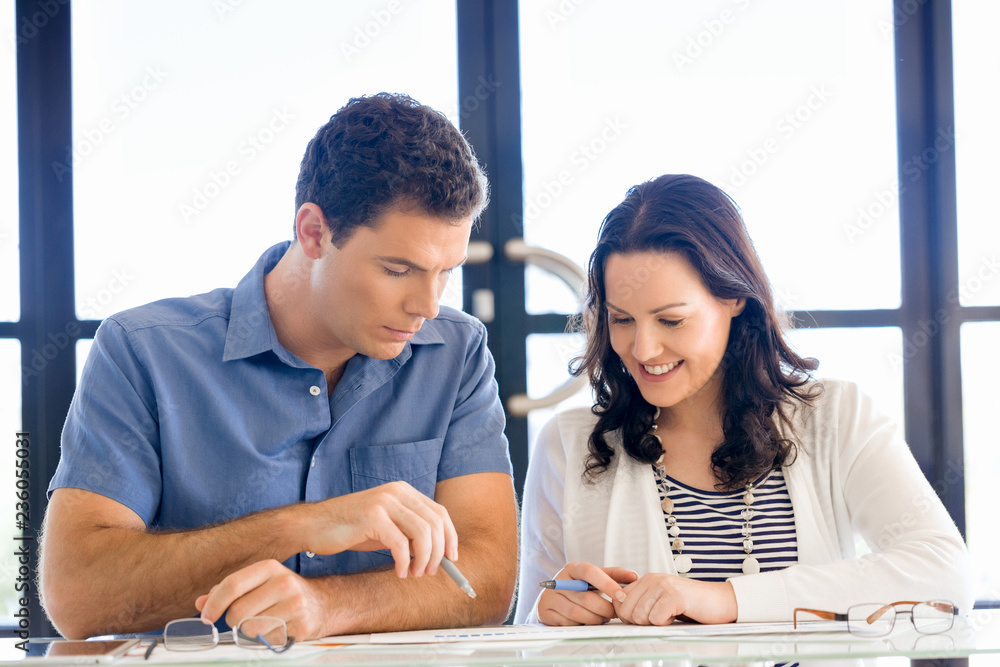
[39, 93, 518, 641]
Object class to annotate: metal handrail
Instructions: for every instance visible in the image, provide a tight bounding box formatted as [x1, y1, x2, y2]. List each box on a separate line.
[503, 239, 589, 417]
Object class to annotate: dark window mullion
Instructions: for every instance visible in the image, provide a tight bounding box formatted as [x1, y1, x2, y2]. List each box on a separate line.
[926, 0, 965, 537]
[0, 322, 19, 338]
[17, 0, 76, 638]
[457, 0, 529, 497]
[788, 309, 902, 329]
[894, 0, 964, 535]
[959, 306, 1000, 323]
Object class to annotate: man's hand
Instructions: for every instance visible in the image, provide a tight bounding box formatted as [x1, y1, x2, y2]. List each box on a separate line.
[195, 560, 327, 642]
[40, 473, 514, 639]
[304, 480, 458, 579]
[39, 480, 460, 639]
[195, 480, 461, 641]
[537, 561, 638, 626]
[613, 573, 738, 626]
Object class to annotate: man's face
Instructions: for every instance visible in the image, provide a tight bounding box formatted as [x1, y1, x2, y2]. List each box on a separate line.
[313, 206, 472, 360]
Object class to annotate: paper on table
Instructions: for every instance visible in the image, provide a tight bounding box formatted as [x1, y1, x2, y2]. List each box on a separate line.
[315, 620, 850, 645]
[128, 641, 331, 663]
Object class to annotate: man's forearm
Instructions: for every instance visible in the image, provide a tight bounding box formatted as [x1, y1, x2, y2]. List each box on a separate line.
[313, 535, 516, 636]
[40, 498, 309, 639]
[43, 475, 516, 639]
[308, 474, 520, 637]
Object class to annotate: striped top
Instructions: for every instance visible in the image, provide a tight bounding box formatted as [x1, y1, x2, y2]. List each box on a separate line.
[652, 465, 798, 582]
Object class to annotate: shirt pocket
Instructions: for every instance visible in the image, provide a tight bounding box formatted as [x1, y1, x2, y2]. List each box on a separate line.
[349, 438, 443, 500]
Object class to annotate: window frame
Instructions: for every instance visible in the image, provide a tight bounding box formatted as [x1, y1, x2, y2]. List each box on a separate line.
[456, 0, 999, 604]
[9, 1, 999, 637]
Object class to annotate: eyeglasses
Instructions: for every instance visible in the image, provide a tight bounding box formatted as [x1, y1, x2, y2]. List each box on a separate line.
[161, 616, 295, 654]
[793, 600, 957, 637]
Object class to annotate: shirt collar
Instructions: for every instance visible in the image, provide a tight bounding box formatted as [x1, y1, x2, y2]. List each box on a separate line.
[410, 320, 445, 345]
[223, 241, 447, 363]
[223, 241, 290, 362]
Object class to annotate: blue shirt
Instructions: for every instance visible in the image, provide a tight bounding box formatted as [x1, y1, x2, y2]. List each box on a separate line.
[50, 241, 512, 577]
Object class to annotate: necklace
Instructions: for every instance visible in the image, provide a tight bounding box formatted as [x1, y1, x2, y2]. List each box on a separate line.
[649, 408, 762, 576]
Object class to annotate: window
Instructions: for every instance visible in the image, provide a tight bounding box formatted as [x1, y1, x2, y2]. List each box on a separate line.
[13, 0, 463, 634]
[1, 0, 17, 321]
[518, 0, 902, 441]
[953, 0, 1000, 602]
[9, 0, 997, 635]
[1, 0, 19, 624]
[0, 340, 21, 622]
[954, 1, 1000, 309]
[961, 323, 1000, 600]
[68, 0, 462, 382]
[71, 0, 461, 324]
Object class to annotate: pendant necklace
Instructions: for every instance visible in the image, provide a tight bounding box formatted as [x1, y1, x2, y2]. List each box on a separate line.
[650, 408, 762, 576]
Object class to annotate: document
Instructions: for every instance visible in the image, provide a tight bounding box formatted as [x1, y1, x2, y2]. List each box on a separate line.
[316, 620, 849, 645]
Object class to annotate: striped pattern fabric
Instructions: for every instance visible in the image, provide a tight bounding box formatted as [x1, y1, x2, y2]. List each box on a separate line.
[652, 466, 798, 582]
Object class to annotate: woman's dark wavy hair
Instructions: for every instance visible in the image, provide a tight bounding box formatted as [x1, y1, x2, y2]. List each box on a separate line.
[573, 174, 820, 490]
[295, 92, 489, 246]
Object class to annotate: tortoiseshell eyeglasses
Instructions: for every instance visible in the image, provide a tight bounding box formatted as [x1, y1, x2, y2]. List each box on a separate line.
[793, 600, 957, 637]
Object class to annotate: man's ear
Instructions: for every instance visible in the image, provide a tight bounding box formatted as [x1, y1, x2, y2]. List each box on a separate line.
[295, 203, 327, 260]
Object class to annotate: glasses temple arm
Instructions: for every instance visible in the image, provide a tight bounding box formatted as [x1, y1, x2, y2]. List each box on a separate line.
[793, 608, 848, 628]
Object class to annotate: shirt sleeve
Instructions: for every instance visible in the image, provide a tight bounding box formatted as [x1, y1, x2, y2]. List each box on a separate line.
[729, 381, 975, 620]
[514, 413, 569, 624]
[436, 321, 512, 481]
[47, 317, 163, 525]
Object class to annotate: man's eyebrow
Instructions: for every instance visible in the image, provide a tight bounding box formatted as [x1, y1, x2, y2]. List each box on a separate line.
[375, 255, 469, 272]
[606, 301, 688, 315]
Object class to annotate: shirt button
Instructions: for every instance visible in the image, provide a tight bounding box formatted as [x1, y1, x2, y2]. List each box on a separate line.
[309, 385, 321, 396]
[305, 551, 315, 558]
[311, 456, 316, 468]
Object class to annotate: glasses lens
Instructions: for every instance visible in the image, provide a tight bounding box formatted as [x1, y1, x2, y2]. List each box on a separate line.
[912, 600, 955, 634]
[847, 603, 895, 637]
[163, 619, 219, 651]
[235, 616, 288, 650]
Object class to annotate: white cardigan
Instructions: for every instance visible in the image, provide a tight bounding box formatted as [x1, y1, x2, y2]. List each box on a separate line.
[514, 379, 975, 624]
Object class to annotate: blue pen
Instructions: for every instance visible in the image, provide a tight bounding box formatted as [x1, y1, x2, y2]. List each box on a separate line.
[539, 579, 625, 592]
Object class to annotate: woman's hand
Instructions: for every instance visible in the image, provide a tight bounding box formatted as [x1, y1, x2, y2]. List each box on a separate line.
[613, 574, 738, 626]
[537, 561, 639, 626]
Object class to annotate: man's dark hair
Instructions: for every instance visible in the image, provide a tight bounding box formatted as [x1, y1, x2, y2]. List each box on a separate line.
[294, 92, 489, 246]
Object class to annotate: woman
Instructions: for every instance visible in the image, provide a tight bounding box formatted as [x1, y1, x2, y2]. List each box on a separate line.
[515, 174, 973, 626]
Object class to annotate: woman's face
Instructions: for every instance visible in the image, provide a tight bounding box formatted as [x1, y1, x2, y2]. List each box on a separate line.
[604, 251, 745, 413]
